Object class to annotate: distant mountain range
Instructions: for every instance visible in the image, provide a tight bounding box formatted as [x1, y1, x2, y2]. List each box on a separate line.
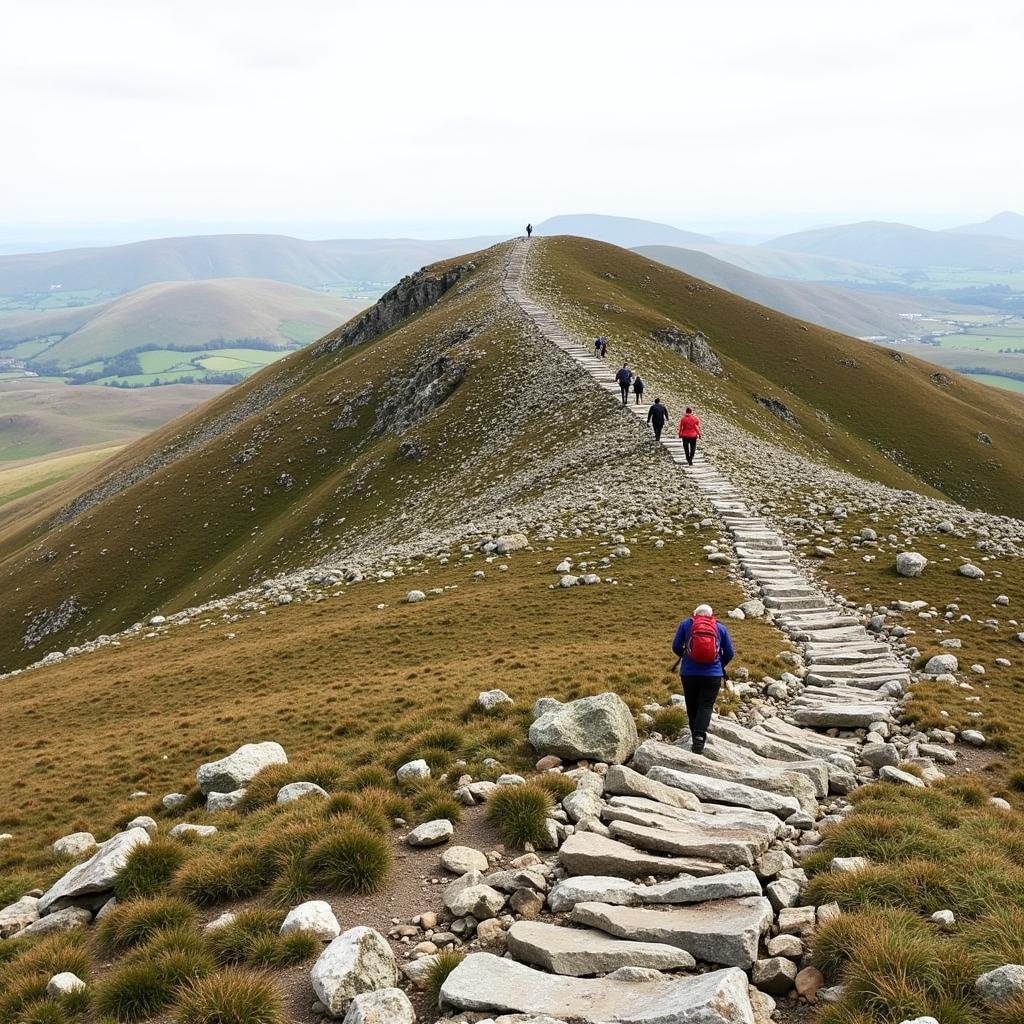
[763, 220, 1024, 270]
[535, 214, 716, 248]
[0, 233, 502, 297]
[632, 245, 979, 337]
[948, 211, 1024, 241]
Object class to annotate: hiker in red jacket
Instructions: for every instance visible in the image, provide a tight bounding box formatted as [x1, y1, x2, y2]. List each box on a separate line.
[671, 603, 735, 754]
[678, 407, 701, 465]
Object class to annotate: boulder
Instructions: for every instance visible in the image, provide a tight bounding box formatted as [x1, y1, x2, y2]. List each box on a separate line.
[958, 564, 985, 579]
[280, 900, 341, 941]
[529, 693, 638, 764]
[206, 789, 246, 812]
[751, 957, 797, 994]
[169, 823, 218, 838]
[310, 927, 399, 1017]
[22, 906, 91, 936]
[924, 654, 958, 675]
[477, 689, 515, 711]
[46, 972, 87, 997]
[570, 898, 773, 969]
[0, 895, 40, 938]
[125, 815, 159, 835]
[196, 741, 287, 795]
[645, 766, 800, 818]
[440, 952, 755, 1023]
[441, 846, 489, 874]
[860, 743, 899, 770]
[879, 766, 925, 787]
[405, 590, 426, 603]
[342, 988, 416, 1024]
[38, 828, 150, 914]
[277, 782, 329, 804]
[506, 920, 695, 976]
[546, 876, 643, 913]
[396, 759, 430, 782]
[895, 552, 927, 577]
[640, 870, 763, 904]
[52, 832, 96, 859]
[494, 533, 529, 555]
[976, 964, 1024, 1007]
[407, 819, 454, 847]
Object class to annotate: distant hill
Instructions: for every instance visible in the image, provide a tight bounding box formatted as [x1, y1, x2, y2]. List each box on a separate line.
[763, 220, 1024, 270]
[0, 278, 365, 371]
[633, 245, 983, 337]
[0, 233, 503, 298]
[683, 242, 901, 286]
[534, 214, 716, 248]
[948, 211, 1024, 241]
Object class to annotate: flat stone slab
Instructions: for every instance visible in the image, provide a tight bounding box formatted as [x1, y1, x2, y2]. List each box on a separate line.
[39, 828, 150, 914]
[441, 953, 755, 1023]
[606, 797, 783, 842]
[559, 831, 726, 879]
[791, 704, 893, 728]
[571, 897, 773, 969]
[506, 920, 695, 976]
[604, 764, 701, 811]
[603, 815, 766, 868]
[645, 766, 800, 819]
[546, 876, 643, 913]
[640, 870, 762, 905]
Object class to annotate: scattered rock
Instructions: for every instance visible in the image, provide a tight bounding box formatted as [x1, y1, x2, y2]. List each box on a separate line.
[281, 900, 341, 941]
[407, 820, 454, 847]
[196, 741, 287, 795]
[529, 693, 638, 764]
[310, 927, 399, 1017]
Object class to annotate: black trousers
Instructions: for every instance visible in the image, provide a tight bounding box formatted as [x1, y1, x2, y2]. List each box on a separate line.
[634, 391, 643, 404]
[620, 384, 629, 405]
[681, 675, 722, 743]
[683, 437, 697, 463]
[652, 423, 663, 440]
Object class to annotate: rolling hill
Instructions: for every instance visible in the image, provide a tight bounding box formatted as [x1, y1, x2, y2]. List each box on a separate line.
[0, 235, 1021, 673]
[0, 278, 366, 371]
[764, 220, 1024, 270]
[949, 210, 1024, 241]
[534, 214, 716, 248]
[632, 244, 982, 337]
[0, 232, 502, 298]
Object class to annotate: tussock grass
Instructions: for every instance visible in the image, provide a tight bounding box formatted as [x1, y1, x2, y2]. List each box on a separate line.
[533, 773, 576, 800]
[305, 824, 391, 894]
[238, 757, 343, 813]
[99, 895, 200, 953]
[487, 783, 553, 848]
[405, 778, 463, 825]
[652, 706, 689, 738]
[173, 968, 284, 1024]
[426, 950, 464, 1009]
[114, 838, 188, 900]
[172, 851, 270, 906]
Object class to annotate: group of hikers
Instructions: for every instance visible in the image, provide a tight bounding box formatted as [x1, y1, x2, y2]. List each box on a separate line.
[611, 360, 703, 464]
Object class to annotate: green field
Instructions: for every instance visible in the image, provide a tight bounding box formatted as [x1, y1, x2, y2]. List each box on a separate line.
[0, 288, 110, 314]
[965, 372, 1024, 394]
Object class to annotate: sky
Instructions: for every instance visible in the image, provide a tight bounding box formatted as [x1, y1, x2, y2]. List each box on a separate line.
[1, 0, 1022, 247]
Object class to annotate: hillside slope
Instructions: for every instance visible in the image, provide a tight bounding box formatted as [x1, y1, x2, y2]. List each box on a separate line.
[2, 236, 1022, 673]
[949, 211, 1024, 240]
[764, 220, 1024, 270]
[633, 244, 983, 337]
[0, 233, 502, 297]
[0, 278, 365, 369]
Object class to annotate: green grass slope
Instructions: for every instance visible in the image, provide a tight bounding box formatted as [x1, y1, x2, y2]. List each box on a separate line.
[528, 237, 1024, 512]
[0, 278, 365, 370]
[634, 244, 985, 337]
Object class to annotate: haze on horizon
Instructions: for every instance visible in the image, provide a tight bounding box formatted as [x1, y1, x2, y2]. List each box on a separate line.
[1, 0, 1021, 248]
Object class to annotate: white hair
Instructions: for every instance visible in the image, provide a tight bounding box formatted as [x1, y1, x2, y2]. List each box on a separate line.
[694, 603, 713, 617]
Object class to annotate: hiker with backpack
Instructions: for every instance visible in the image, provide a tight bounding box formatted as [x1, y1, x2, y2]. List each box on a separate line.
[671, 603, 734, 754]
[526, 223, 533, 238]
[678, 407, 702, 465]
[632, 374, 645, 405]
[594, 337, 603, 357]
[600, 337, 608, 359]
[615, 364, 632, 406]
[646, 397, 669, 441]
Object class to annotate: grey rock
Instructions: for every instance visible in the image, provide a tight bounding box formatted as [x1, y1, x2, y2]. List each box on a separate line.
[196, 741, 287, 795]
[278, 782, 329, 804]
[879, 766, 925, 787]
[559, 831, 726, 879]
[341, 988, 416, 1024]
[22, 906, 91, 936]
[529, 693, 638, 764]
[640, 870, 762, 904]
[281, 900, 341, 940]
[0, 895, 40, 938]
[169, 823, 218, 838]
[477, 689, 515, 711]
[206, 789, 247, 812]
[440, 952, 755, 1023]
[645, 766, 800, 818]
[895, 552, 927, 577]
[407, 819, 454, 847]
[603, 764, 700, 811]
[46, 972, 86, 997]
[751, 957, 797, 995]
[52, 832, 96, 859]
[39, 828, 150, 914]
[546, 876, 643, 913]
[860, 743, 900, 770]
[441, 846, 490, 874]
[976, 965, 1024, 1007]
[396, 758, 430, 782]
[924, 654, 958, 675]
[310, 927, 399, 1017]
[506, 920, 695, 976]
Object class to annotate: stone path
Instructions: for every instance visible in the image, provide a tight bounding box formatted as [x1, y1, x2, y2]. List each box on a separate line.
[432, 239, 920, 1022]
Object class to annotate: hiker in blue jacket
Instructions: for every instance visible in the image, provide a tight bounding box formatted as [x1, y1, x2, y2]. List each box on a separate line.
[671, 603, 735, 754]
[615, 364, 632, 405]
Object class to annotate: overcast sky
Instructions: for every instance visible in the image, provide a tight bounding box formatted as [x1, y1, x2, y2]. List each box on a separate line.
[2, 0, 1021, 245]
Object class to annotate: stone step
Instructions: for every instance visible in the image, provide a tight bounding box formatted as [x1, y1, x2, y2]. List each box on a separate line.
[506, 920, 696, 976]
[558, 831, 726, 879]
[603, 813, 771, 868]
[440, 953, 755, 1023]
[644, 765, 802, 818]
[570, 897, 773, 969]
[791, 703, 894, 728]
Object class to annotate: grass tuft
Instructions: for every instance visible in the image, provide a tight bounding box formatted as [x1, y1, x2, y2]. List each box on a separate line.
[114, 838, 188, 901]
[173, 851, 270, 906]
[172, 968, 284, 1024]
[425, 950, 464, 1009]
[487, 782, 553, 848]
[305, 825, 391, 894]
[98, 896, 199, 954]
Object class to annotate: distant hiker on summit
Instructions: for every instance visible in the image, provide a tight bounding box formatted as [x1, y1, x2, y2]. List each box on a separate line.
[526, 223, 533, 238]
[632, 374, 645, 404]
[671, 603, 734, 754]
[647, 397, 669, 440]
[678, 407, 702, 465]
[615, 364, 632, 405]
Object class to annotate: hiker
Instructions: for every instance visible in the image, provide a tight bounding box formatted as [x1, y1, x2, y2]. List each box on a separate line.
[600, 338, 608, 358]
[671, 603, 734, 754]
[594, 337, 603, 357]
[615, 364, 632, 405]
[647, 397, 669, 440]
[678, 406, 702, 465]
[632, 374, 645, 404]
[526, 223, 533, 238]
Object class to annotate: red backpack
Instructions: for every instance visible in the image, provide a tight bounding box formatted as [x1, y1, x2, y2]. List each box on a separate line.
[687, 614, 720, 664]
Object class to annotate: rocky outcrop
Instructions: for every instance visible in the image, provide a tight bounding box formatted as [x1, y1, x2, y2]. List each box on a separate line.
[316, 262, 476, 356]
[753, 395, 799, 427]
[650, 326, 724, 376]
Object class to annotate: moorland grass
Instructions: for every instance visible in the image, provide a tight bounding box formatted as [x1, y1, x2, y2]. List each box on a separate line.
[172, 968, 284, 1024]
[98, 895, 199, 953]
[425, 950, 465, 1009]
[487, 783, 554, 848]
[113, 838, 188, 901]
